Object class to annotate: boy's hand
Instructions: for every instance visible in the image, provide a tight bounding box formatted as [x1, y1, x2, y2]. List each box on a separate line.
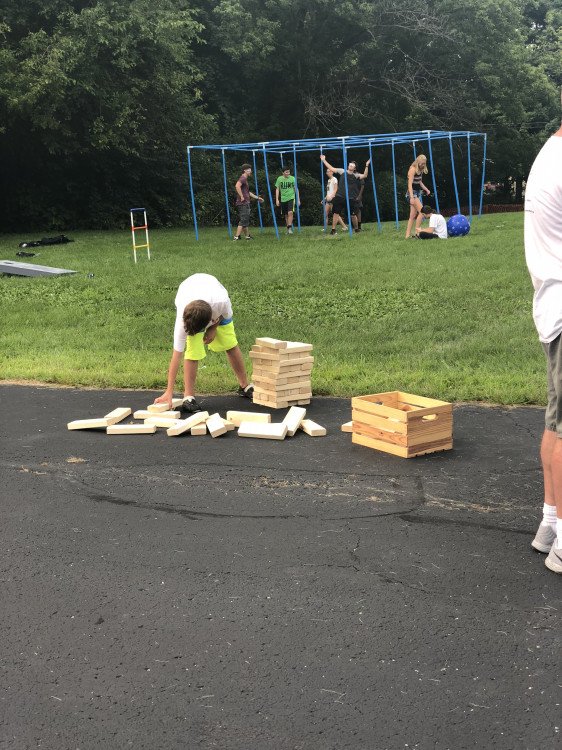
[154, 392, 172, 408]
[203, 328, 217, 345]
[258, 196, 264, 203]
[276, 200, 280, 207]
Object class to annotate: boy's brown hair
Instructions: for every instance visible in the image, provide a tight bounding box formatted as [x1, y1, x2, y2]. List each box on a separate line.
[183, 300, 212, 336]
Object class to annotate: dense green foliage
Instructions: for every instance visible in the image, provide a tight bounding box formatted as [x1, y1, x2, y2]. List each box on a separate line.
[0, 0, 560, 229]
[0, 214, 547, 404]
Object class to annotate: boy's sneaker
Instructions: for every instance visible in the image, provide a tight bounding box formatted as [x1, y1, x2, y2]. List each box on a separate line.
[179, 396, 204, 415]
[245, 235, 253, 240]
[233, 235, 240, 241]
[288, 227, 294, 234]
[545, 543, 562, 574]
[237, 384, 254, 400]
[330, 229, 336, 236]
[531, 523, 556, 553]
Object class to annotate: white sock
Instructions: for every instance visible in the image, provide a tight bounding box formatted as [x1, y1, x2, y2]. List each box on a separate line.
[557, 519, 562, 549]
[542, 503, 557, 527]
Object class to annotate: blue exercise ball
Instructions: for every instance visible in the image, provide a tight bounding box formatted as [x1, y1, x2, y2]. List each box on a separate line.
[446, 214, 471, 237]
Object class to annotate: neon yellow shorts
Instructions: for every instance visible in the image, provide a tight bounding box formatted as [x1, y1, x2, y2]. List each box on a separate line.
[185, 321, 238, 361]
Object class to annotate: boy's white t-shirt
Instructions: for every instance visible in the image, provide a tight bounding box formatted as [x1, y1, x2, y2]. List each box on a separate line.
[326, 176, 338, 199]
[524, 135, 562, 343]
[173, 274, 233, 352]
[429, 213, 448, 239]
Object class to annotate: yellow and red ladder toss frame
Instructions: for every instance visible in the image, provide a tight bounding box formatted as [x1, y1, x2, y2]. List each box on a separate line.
[130, 208, 151, 263]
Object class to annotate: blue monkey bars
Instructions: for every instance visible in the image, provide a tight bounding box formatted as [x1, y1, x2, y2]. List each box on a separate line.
[187, 129, 486, 239]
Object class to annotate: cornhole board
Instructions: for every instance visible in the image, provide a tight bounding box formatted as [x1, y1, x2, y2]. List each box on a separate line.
[0, 261, 76, 277]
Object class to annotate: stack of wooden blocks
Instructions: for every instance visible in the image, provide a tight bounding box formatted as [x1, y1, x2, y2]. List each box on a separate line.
[250, 338, 314, 409]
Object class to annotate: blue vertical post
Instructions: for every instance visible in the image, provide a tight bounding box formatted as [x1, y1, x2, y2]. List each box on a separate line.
[292, 143, 301, 232]
[412, 141, 417, 159]
[448, 134, 461, 215]
[187, 146, 199, 241]
[368, 141, 381, 232]
[341, 138, 353, 237]
[221, 149, 232, 238]
[467, 134, 473, 223]
[426, 131, 440, 213]
[478, 133, 487, 218]
[262, 144, 279, 240]
[280, 152, 284, 169]
[391, 139, 399, 230]
[320, 145, 327, 232]
[252, 150, 263, 231]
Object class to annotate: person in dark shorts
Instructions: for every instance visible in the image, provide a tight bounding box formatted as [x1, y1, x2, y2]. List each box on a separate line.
[275, 166, 300, 234]
[233, 164, 264, 240]
[415, 205, 448, 239]
[524, 121, 562, 574]
[320, 154, 370, 235]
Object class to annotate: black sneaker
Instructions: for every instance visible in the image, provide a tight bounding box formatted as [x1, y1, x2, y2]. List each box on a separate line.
[245, 235, 254, 240]
[179, 397, 204, 415]
[237, 384, 254, 400]
[233, 235, 240, 241]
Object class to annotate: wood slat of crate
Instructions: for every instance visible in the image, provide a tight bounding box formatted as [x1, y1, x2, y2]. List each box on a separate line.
[351, 391, 453, 458]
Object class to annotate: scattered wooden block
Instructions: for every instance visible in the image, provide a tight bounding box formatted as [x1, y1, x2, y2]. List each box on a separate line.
[190, 423, 207, 436]
[144, 416, 180, 428]
[206, 413, 228, 438]
[68, 418, 110, 431]
[167, 411, 209, 436]
[146, 402, 170, 413]
[134, 409, 180, 420]
[171, 398, 184, 408]
[300, 419, 327, 437]
[238, 421, 288, 440]
[255, 337, 288, 349]
[282, 406, 307, 436]
[223, 420, 236, 431]
[226, 410, 271, 426]
[341, 421, 353, 432]
[107, 424, 157, 435]
[105, 407, 132, 424]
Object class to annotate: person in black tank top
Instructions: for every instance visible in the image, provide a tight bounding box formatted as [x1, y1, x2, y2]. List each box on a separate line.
[405, 155, 431, 239]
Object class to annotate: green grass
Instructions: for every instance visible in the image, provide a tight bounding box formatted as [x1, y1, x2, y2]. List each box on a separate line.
[0, 214, 546, 404]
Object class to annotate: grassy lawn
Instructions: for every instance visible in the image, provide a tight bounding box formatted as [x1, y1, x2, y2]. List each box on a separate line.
[0, 214, 545, 404]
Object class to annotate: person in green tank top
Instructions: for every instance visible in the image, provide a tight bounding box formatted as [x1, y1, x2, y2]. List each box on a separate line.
[275, 166, 300, 234]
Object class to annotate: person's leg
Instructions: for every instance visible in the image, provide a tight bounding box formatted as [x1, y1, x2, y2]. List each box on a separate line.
[235, 224, 243, 238]
[406, 197, 422, 238]
[225, 345, 250, 388]
[183, 358, 198, 397]
[287, 208, 293, 230]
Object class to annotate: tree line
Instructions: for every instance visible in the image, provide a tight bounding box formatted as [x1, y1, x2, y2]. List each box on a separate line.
[0, 0, 560, 231]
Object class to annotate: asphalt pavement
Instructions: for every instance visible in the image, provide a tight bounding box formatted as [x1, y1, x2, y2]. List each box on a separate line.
[1, 384, 560, 750]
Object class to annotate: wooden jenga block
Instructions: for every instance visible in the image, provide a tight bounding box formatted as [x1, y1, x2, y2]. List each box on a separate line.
[190, 423, 207, 436]
[285, 342, 313, 354]
[206, 413, 228, 438]
[146, 402, 171, 413]
[226, 410, 271, 426]
[105, 407, 132, 425]
[134, 409, 180, 420]
[67, 418, 110, 430]
[282, 406, 307, 436]
[237, 421, 288, 440]
[171, 398, 184, 408]
[255, 337, 288, 349]
[253, 396, 288, 409]
[107, 424, 157, 435]
[223, 420, 236, 431]
[341, 421, 353, 432]
[297, 399, 311, 405]
[300, 419, 327, 437]
[167, 411, 209, 436]
[144, 416, 180, 428]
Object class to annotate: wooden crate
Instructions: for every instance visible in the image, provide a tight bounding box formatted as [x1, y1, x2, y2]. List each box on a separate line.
[351, 391, 453, 458]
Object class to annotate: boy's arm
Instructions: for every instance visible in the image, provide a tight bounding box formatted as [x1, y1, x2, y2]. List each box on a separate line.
[235, 179, 244, 202]
[275, 187, 280, 205]
[359, 159, 371, 179]
[154, 349, 183, 406]
[320, 154, 342, 173]
[203, 317, 223, 344]
[249, 191, 264, 202]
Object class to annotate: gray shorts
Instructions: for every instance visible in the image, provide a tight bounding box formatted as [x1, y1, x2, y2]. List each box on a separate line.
[237, 203, 250, 228]
[543, 334, 562, 434]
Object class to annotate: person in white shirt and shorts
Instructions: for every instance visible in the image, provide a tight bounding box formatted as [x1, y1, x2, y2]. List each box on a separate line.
[524, 123, 562, 574]
[415, 205, 448, 239]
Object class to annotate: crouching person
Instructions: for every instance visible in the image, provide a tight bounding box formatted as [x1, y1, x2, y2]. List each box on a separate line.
[154, 273, 254, 413]
[415, 205, 448, 239]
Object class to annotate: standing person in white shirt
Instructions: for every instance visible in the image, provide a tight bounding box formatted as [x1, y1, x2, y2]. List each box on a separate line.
[322, 168, 341, 230]
[153, 274, 254, 414]
[524, 122, 562, 574]
[415, 205, 448, 239]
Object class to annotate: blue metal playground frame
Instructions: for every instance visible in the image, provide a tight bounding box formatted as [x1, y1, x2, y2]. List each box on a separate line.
[186, 129, 487, 240]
